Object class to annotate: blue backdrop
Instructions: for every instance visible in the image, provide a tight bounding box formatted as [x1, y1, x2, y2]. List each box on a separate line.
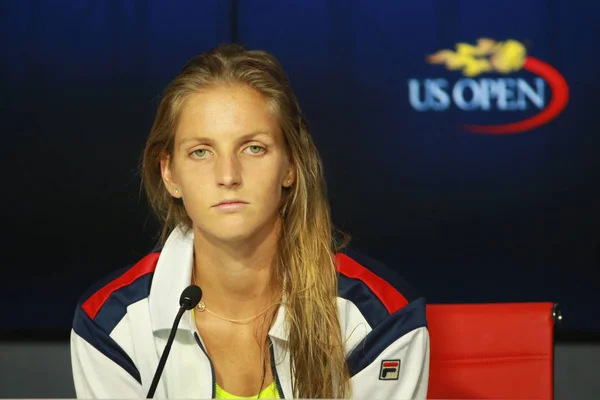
[2, 0, 598, 335]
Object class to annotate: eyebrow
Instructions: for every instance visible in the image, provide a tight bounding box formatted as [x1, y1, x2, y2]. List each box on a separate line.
[178, 131, 273, 147]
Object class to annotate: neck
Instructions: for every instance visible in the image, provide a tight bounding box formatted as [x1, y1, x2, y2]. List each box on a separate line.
[192, 220, 282, 319]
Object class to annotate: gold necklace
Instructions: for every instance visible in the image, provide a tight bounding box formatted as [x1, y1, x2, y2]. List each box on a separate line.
[192, 267, 280, 325]
[195, 300, 278, 324]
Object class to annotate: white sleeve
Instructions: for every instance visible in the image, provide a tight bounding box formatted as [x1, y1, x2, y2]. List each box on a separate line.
[350, 326, 430, 400]
[71, 329, 145, 399]
[347, 292, 431, 400]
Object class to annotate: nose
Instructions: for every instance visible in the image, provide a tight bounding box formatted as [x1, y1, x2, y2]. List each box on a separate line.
[215, 154, 242, 189]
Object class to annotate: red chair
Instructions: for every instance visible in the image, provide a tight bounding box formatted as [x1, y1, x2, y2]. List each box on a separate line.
[426, 302, 560, 400]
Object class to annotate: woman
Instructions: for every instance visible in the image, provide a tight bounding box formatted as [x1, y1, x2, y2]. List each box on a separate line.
[70, 43, 430, 399]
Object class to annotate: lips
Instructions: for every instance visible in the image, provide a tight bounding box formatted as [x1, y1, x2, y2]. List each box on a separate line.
[212, 200, 249, 212]
[213, 200, 248, 207]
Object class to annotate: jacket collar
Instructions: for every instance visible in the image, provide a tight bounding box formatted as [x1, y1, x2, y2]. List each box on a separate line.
[148, 225, 289, 341]
[148, 225, 197, 333]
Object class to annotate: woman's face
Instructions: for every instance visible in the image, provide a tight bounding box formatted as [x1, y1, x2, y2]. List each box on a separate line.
[161, 85, 295, 243]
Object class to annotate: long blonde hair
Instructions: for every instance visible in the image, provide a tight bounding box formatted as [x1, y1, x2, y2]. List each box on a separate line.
[141, 43, 350, 398]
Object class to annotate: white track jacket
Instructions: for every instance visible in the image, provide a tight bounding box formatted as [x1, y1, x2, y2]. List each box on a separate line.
[70, 226, 430, 399]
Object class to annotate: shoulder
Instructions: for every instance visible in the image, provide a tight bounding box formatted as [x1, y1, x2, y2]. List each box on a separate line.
[335, 248, 425, 329]
[334, 249, 429, 378]
[73, 251, 160, 335]
[70, 252, 160, 385]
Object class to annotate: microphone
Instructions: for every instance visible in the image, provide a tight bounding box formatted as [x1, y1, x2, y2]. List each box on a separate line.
[147, 284, 202, 398]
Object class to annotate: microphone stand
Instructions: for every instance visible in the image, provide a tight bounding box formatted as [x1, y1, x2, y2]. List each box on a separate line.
[147, 302, 189, 398]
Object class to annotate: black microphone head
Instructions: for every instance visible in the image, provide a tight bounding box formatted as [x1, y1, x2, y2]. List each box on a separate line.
[179, 284, 202, 310]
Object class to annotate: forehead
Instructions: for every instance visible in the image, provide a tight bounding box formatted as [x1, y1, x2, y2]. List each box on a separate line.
[175, 85, 281, 143]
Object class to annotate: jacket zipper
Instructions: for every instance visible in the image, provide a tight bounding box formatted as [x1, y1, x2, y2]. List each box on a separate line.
[268, 337, 286, 399]
[193, 332, 217, 398]
[193, 332, 284, 399]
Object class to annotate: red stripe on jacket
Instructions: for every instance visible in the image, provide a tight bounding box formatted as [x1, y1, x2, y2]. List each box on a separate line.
[335, 253, 408, 314]
[82, 252, 160, 319]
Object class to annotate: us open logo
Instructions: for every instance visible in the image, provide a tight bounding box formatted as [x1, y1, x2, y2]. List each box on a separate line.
[379, 360, 401, 380]
[408, 38, 569, 135]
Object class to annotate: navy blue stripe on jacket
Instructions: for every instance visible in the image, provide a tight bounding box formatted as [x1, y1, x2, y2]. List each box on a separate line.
[72, 265, 155, 383]
[346, 297, 427, 377]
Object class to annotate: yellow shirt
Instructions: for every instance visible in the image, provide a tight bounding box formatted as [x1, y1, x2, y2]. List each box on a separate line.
[215, 382, 279, 399]
[191, 309, 280, 399]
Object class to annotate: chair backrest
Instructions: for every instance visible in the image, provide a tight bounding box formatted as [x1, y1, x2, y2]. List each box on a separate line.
[426, 302, 556, 400]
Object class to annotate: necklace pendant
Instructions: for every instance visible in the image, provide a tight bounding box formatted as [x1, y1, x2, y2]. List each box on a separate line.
[196, 301, 206, 312]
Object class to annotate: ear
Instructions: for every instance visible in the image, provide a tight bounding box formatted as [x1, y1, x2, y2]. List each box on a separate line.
[160, 154, 182, 198]
[282, 163, 296, 188]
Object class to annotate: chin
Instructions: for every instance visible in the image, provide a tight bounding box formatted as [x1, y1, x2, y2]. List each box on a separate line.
[212, 227, 255, 242]
[201, 217, 279, 244]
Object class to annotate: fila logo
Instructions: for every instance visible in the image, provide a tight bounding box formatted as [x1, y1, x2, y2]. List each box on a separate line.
[379, 360, 401, 380]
